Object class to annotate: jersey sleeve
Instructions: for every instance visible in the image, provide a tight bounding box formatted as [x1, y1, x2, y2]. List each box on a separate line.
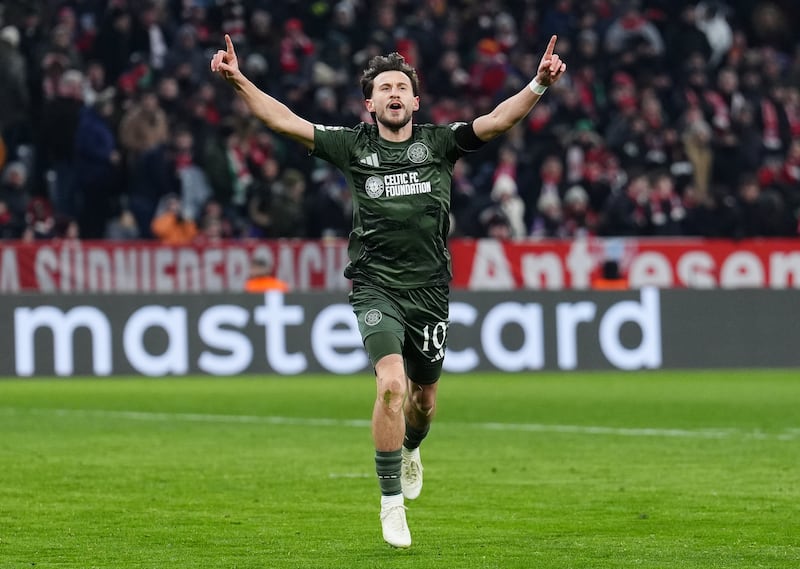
[312, 124, 355, 170]
[436, 122, 485, 162]
[452, 121, 486, 154]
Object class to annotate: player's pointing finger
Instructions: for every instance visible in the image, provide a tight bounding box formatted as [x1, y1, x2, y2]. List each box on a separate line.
[225, 33, 235, 56]
[544, 35, 557, 57]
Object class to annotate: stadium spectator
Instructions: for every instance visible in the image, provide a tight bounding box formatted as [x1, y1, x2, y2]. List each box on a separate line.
[170, 126, 213, 221]
[40, 69, 84, 218]
[734, 173, 775, 238]
[196, 198, 235, 242]
[449, 160, 478, 237]
[306, 165, 352, 239]
[119, 88, 171, 236]
[74, 87, 120, 238]
[696, 1, 734, 68]
[268, 168, 310, 238]
[489, 174, 527, 239]
[469, 38, 509, 105]
[775, 137, 800, 221]
[130, 1, 170, 73]
[105, 208, 140, 240]
[561, 184, 596, 237]
[92, 8, 134, 84]
[526, 154, 567, 227]
[244, 155, 280, 238]
[592, 259, 629, 289]
[680, 106, 714, 200]
[119, 88, 169, 160]
[244, 255, 289, 293]
[600, 171, 651, 236]
[684, 183, 740, 237]
[150, 193, 197, 245]
[0, 26, 30, 154]
[24, 195, 56, 240]
[427, 50, 470, 99]
[663, 4, 713, 75]
[648, 170, 686, 235]
[0, 199, 19, 239]
[0, 161, 28, 238]
[165, 24, 208, 88]
[604, 2, 665, 76]
[529, 190, 564, 239]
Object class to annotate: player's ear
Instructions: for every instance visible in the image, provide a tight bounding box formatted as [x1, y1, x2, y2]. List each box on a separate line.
[412, 96, 420, 112]
[365, 98, 375, 113]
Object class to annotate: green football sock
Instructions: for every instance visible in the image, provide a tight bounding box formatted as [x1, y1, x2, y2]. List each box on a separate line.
[375, 449, 402, 496]
[403, 423, 430, 450]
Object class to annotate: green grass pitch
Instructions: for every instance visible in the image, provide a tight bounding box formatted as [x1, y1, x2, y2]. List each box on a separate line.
[0, 370, 798, 568]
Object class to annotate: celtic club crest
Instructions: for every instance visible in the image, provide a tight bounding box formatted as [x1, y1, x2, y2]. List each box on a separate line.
[364, 309, 383, 326]
[407, 142, 429, 164]
[364, 176, 385, 198]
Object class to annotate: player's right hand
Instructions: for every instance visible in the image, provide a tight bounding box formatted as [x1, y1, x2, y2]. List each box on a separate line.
[210, 34, 240, 84]
[535, 35, 566, 87]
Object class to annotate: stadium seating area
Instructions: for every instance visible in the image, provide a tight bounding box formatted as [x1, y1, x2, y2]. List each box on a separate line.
[0, 0, 798, 242]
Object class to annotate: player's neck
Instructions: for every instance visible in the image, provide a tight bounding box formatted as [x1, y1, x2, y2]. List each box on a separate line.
[376, 121, 413, 143]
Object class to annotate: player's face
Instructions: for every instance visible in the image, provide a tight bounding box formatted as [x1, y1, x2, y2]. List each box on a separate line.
[365, 70, 419, 130]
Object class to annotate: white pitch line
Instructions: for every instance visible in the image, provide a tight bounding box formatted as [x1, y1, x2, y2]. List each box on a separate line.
[0, 408, 797, 441]
[478, 421, 737, 439]
[0, 407, 372, 428]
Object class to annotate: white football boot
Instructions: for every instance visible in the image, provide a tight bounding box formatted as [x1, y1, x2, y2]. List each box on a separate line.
[379, 495, 411, 548]
[401, 446, 424, 500]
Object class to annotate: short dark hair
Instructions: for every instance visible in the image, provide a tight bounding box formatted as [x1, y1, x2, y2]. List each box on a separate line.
[360, 52, 420, 98]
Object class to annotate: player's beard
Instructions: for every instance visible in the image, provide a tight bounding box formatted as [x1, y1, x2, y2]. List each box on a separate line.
[375, 107, 413, 131]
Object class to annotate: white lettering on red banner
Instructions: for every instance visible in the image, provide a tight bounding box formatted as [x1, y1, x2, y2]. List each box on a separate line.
[451, 238, 800, 290]
[1, 238, 799, 292]
[0, 240, 351, 293]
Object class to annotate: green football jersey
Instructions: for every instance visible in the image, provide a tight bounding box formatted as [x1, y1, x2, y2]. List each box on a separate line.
[313, 122, 468, 289]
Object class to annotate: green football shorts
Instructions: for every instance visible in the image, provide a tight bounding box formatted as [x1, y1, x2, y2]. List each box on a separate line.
[349, 282, 449, 384]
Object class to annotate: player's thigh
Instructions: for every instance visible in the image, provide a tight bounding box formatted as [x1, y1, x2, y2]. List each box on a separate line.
[401, 286, 449, 385]
[350, 283, 405, 366]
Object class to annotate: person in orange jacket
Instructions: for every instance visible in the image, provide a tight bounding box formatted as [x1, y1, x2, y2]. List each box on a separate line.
[150, 194, 198, 245]
[244, 255, 289, 292]
[592, 259, 629, 290]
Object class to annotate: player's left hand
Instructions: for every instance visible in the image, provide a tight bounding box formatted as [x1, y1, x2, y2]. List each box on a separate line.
[536, 35, 567, 87]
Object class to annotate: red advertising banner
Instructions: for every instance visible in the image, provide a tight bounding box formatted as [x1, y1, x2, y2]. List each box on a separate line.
[448, 238, 800, 289]
[0, 240, 351, 293]
[1, 238, 799, 293]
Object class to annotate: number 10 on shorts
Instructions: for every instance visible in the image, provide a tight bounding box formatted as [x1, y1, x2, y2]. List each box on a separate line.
[422, 322, 447, 354]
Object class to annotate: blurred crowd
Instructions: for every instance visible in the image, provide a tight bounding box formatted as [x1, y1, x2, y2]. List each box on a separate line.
[0, 0, 799, 244]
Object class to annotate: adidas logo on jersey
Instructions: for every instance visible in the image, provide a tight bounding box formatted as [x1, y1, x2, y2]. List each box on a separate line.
[359, 153, 380, 167]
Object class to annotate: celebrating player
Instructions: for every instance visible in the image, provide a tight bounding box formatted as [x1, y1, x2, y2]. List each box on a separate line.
[211, 33, 566, 548]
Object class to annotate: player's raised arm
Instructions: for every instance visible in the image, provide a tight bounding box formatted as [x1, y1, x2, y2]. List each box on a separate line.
[472, 34, 567, 142]
[211, 34, 316, 149]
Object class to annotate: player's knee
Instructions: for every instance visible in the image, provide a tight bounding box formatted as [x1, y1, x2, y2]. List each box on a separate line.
[376, 375, 406, 412]
[409, 389, 436, 416]
[412, 396, 435, 416]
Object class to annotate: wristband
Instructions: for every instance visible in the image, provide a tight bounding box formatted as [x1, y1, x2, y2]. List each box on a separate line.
[528, 78, 548, 95]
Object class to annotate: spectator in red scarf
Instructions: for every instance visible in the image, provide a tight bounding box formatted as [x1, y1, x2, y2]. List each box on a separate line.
[648, 170, 686, 235]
